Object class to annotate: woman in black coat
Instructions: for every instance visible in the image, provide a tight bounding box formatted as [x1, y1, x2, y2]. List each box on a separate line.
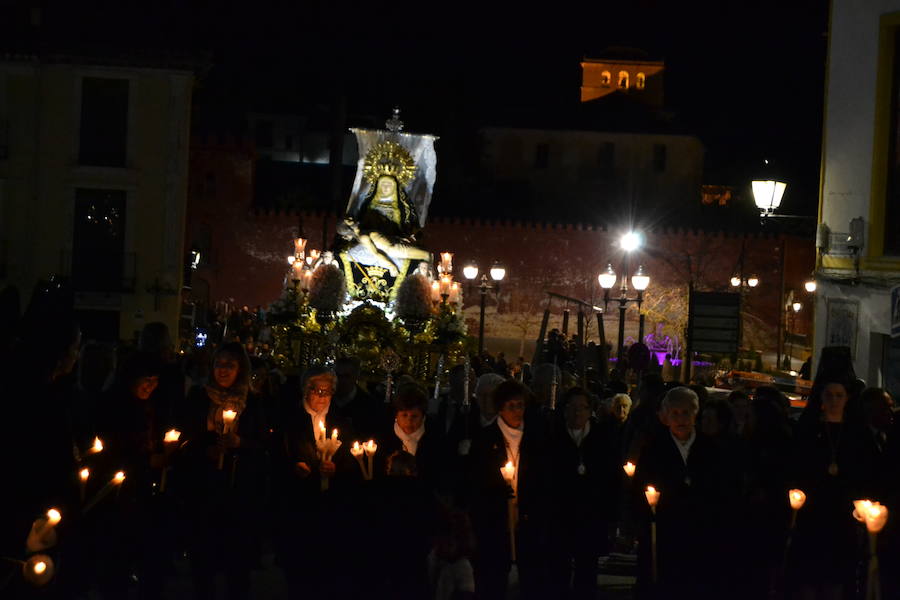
[548, 387, 618, 600]
[273, 365, 357, 600]
[176, 342, 267, 600]
[376, 382, 445, 489]
[469, 379, 549, 600]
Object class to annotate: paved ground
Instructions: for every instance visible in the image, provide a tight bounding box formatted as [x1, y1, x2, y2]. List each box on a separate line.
[83, 552, 636, 599]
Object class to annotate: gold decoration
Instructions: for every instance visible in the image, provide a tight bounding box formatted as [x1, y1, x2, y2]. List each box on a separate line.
[363, 141, 417, 187]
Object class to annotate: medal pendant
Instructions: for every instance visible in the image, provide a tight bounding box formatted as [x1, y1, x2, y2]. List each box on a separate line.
[828, 462, 839, 476]
[577, 463, 586, 476]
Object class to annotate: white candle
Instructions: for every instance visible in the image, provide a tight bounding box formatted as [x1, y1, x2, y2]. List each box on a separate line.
[789, 489, 806, 510]
[501, 460, 516, 482]
[645, 485, 660, 510]
[431, 281, 441, 302]
[164, 429, 181, 443]
[42, 509, 61, 534]
[113, 471, 126, 486]
[623, 462, 636, 477]
[222, 410, 237, 434]
[364, 440, 377, 479]
[79, 468, 90, 502]
[449, 282, 460, 304]
[90, 437, 103, 454]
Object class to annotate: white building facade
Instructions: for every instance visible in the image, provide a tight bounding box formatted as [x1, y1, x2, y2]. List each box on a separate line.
[815, 0, 900, 394]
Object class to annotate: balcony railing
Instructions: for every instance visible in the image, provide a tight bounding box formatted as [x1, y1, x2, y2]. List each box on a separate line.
[61, 250, 136, 293]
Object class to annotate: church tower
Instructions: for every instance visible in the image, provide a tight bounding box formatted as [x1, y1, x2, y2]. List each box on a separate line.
[580, 53, 665, 107]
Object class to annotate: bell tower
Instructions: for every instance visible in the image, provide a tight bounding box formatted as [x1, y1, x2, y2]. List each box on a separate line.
[580, 55, 665, 107]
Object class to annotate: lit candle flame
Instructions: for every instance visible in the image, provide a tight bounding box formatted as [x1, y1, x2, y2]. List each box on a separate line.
[351, 441, 363, 456]
[113, 471, 126, 485]
[164, 429, 181, 443]
[623, 462, 636, 477]
[46, 509, 61, 527]
[33, 561, 47, 575]
[501, 460, 516, 481]
[645, 485, 660, 508]
[364, 440, 377, 455]
[331, 428, 338, 440]
[853, 499, 890, 533]
[788, 489, 806, 510]
[92, 437, 103, 453]
[79, 468, 90, 482]
[223, 409, 237, 422]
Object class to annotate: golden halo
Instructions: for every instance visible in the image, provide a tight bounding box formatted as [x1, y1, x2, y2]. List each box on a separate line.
[363, 141, 417, 187]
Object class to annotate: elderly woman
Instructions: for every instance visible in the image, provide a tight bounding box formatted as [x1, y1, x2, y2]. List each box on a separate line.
[274, 365, 356, 598]
[177, 342, 268, 600]
[548, 387, 617, 599]
[470, 380, 549, 600]
[632, 386, 730, 598]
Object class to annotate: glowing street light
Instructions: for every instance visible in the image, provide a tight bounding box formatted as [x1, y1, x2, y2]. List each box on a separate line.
[464, 259, 508, 353]
[620, 231, 641, 252]
[752, 180, 787, 216]
[805, 279, 817, 293]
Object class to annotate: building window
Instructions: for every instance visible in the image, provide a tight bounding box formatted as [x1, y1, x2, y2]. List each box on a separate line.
[653, 144, 667, 172]
[79, 78, 129, 167]
[72, 188, 127, 292]
[636, 73, 646, 89]
[534, 143, 549, 169]
[601, 71, 611, 86]
[598, 142, 615, 171]
[618, 71, 629, 89]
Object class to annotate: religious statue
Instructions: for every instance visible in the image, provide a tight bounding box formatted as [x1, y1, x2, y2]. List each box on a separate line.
[335, 110, 438, 303]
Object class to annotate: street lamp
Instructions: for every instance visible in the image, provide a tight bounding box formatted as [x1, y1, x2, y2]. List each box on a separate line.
[599, 233, 649, 362]
[464, 260, 506, 354]
[804, 278, 817, 293]
[752, 179, 787, 217]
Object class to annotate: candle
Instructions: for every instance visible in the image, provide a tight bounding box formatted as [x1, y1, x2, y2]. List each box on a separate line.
[318, 420, 327, 443]
[222, 409, 237, 433]
[365, 440, 377, 479]
[431, 281, 441, 302]
[23, 554, 54, 587]
[501, 460, 516, 483]
[865, 503, 889, 534]
[351, 441, 369, 479]
[44, 509, 61, 531]
[307, 249, 321, 266]
[331, 428, 338, 441]
[291, 260, 305, 281]
[351, 441, 363, 457]
[449, 282, 460, 304]
[164, 429, 181, 443]
[113, 471, 125, 485]
[440, 252, 453, 274]
[788, 489, 806, 510]
[90, 437, 103, 454]
[623, 462, 636, 477]
[439, 274, 452, 296]
[303, 269, 313, 291]
[79, 468, 90, 501]
[645, 485, 660, 510]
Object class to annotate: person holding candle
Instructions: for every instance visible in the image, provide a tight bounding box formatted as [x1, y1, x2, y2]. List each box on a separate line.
[178, 342, 268, 600]
[376, 382, 445, 489]
[273, 365, 355, 599]
[332, 356, 385, 439]
[630, 386, 729, 599]
[788, 377, 876, 599]
[547, 387, 618, 600]
[469, 379, 550, 600]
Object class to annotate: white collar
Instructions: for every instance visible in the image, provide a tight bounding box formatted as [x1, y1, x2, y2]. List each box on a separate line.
[304, 400, 330, 440]
[394, 420, 426, 456]
[670, 429, 696, 465]
[568, 420, 591, 447]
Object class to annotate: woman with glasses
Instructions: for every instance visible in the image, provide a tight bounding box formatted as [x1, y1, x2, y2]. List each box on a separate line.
[274, 365, 355, 599]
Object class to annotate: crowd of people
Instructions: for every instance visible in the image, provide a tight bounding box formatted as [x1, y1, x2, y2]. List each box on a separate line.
[2, 282, 900, 600]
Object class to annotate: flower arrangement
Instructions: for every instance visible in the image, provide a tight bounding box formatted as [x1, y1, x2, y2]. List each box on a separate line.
[309, 264, 347, 316]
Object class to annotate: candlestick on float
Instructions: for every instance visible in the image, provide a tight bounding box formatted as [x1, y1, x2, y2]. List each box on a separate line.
[645, 486, 660, 584]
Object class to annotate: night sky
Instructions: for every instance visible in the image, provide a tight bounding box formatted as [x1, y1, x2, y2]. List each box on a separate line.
[2, 0, 829, 217]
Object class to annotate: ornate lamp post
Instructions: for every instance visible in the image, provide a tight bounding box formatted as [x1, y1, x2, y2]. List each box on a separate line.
[599, 232, 650, 361]
[463, 260, 506, 354]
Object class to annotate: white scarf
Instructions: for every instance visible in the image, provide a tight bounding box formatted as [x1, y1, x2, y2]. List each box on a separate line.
[497, 416, 524, 492]
[568, 420, 591, 447]
[304, 400, 330, 441]
[394, 420, 426, 456]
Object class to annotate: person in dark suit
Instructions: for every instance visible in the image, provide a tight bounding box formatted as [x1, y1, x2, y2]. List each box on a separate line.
[469, 380, 549, 600]
[272, 365, 357, 600]
[548, 387, 618, 599]
[632, 386, 731, 600]
[333, 356, 385, 438]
